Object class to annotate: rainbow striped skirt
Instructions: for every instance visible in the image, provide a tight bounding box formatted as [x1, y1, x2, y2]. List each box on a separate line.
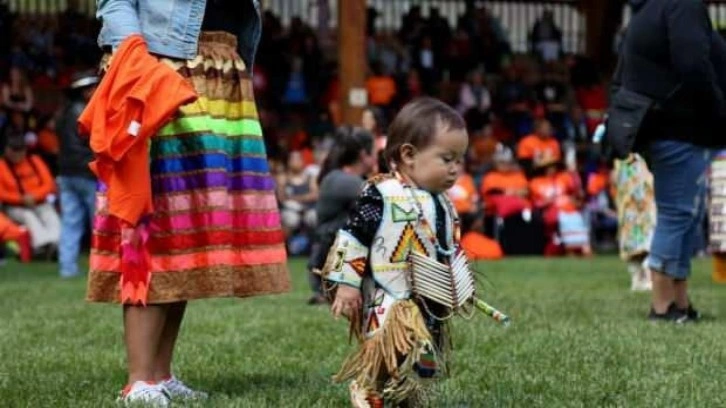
[87, 32, 290, 304]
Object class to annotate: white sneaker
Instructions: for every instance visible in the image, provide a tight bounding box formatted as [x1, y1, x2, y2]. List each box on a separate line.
[161, 375, 209, 400]
[118, 381, 170, 407]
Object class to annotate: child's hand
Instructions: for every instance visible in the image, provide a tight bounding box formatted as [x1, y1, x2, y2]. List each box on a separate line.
[331, 285, 362, 319]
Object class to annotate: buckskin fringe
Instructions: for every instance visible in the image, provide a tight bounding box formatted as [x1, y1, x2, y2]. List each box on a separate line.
[333, 300, 434, 403]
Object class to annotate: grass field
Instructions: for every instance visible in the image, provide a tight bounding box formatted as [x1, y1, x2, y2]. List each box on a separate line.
[1, 256, 726, 407]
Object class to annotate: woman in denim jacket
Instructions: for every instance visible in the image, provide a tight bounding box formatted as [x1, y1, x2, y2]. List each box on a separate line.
[87, 1, 290, 405]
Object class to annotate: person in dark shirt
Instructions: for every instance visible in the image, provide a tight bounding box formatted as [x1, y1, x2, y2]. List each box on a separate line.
[535, 66, 569, 137]
[618, 0, 726, 322]
[55, 70, 97, 278]
[307, 126, 375, 304]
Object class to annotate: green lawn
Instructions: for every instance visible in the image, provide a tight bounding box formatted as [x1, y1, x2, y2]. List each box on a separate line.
[1, 257, 725, 407]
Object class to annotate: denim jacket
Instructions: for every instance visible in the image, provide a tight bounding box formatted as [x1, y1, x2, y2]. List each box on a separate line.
[96, 0, 261, 68]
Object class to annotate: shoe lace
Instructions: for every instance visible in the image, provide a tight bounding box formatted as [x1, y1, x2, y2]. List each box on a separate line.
[164, 377, 198, 396]
[127, 384, 170, 402]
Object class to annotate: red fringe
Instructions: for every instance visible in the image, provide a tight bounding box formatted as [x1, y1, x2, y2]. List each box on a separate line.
[119, 220, 151, 305]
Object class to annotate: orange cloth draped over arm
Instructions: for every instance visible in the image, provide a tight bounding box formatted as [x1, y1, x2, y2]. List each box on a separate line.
[78, 34, 197, 226]
[77, 35, 197, 305]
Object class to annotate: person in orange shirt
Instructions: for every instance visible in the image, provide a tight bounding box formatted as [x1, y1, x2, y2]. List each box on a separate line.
[587, 169, 609, 198]
[365, 63, 397, 108]
[482, 145, 529, 198]
[480, 145, 530, 217]
[447, 162, 479, 217]
[460, 213, 503, 261]
[0, 132, 60, 254]
[529, 157, 591, 256]
[516, 119, 561, 177]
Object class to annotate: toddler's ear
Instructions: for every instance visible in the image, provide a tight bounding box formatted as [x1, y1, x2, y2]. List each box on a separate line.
[399, 143, 417, 165]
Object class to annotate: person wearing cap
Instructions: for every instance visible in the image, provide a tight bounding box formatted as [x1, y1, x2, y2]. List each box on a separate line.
[0, 130, 60, 255]
[55, 70, 98, 278]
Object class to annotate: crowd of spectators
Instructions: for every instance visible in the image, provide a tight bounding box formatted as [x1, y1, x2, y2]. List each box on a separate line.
[0, 3, 619, 263]
[254, 5, 613, 256]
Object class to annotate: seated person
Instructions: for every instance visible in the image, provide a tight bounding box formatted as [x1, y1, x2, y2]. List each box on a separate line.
[516, 119, 561, 177]
[460, 213, 503, 261]
[447, 162, 479, 217]
[529, 157, 591, 256]
[0, 132, 60, 256]
[276, 151, 318, 236]
[480, 145, 529, 217]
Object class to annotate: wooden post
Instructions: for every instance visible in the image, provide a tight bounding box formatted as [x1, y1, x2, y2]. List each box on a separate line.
[338, 0, 367, 125]
[583, 0, 625, 72]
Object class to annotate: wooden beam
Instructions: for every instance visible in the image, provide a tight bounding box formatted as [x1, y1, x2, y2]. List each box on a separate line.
[338, 0, 367, 125]
[583, 0, 626, 71]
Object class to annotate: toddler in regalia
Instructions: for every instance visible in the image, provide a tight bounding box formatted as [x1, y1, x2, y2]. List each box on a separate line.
[322, 97, 473, 407]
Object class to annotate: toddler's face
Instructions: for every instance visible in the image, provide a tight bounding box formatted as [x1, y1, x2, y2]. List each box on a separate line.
[401, 125, 469, 193]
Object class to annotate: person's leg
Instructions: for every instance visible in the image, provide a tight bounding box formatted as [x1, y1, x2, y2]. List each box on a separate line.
[78, 177, 98, 223]
[674, 151, 710, 309]
[673, 279, 688, 309]
[627, 260, 641, 291]
[153, 301, 187, 381]
[628, 254, 650, 291]
[280, 205, 301, 236]
[646, 141, 707, 314]
[303, 208, 317, 230]
[35, 202, 61, 246]
[307, 242, 326, 303]
[124, 304, 168, 384]
[649, 272, 674, 313]
[58, 177, 85, 277]
[6, 206, 51, 249]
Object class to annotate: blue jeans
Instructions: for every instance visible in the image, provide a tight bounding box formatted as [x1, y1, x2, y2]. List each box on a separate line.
[58, 176, 97, 277]
[646, 141, 712, 280]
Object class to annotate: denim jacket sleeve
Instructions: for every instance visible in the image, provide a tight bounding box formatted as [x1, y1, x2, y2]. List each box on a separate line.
[96, 0, 260, 67]
[96, 0, 142, 51]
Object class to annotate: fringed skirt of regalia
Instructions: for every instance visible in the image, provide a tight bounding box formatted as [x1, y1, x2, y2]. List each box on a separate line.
[613, 154, 656, 261]
[87, 32, 290, 304]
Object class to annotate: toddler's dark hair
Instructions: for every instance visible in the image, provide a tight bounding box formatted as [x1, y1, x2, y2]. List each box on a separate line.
[383, 97, 466, 166]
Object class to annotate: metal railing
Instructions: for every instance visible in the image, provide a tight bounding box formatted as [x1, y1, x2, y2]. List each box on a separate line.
[8, 0, 726, 55]
[2, 0, 95, 15]
[264, 0, 585, 53]
[2, 0, 584, 53]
